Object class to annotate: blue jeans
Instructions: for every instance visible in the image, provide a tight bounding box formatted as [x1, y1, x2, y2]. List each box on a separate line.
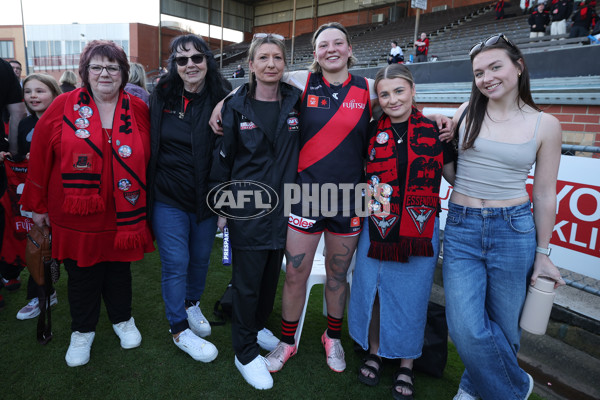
[153, 201, 217, 334]
[443, 202, 535, 400]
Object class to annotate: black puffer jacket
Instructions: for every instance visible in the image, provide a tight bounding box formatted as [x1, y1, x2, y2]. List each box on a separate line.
[210, 82, 302, 250]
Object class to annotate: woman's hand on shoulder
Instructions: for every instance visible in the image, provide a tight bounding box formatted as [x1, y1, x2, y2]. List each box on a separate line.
[283, 70, 309, 91]
[209, 99, 225, 135]
[427, 113, 455, 142]
[531, 253, 565, 289]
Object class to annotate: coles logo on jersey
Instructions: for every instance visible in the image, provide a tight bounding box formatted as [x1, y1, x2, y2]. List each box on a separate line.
[240, 121, 257, 130]
[288, 213, 316, 229]
[307, 95, 330, 109]
[342, 99, 366, 110]
[350, 217, 361, 228]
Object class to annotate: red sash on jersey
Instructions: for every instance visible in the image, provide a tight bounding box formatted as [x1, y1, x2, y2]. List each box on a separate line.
[0, 158, 33, 267]
[298, 73, 370, 172]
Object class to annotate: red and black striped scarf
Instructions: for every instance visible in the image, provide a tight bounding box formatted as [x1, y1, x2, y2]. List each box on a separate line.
[365, 107, 443, 262]
[60, 88, 150, 249]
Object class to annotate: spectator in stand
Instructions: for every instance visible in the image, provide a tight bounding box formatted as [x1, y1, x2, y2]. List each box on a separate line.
[388, 41, 404, 64]
[20, 40, 154, 367]
[570, 0, 596, 37]
[529, 3, 551, 37]
[148, 34, 229, 364]
[125, 62, 150, 105]
[8, 60, 23, 85]
[233, 64, 245, 78]
[59, 70, 78, 93]
[0, 58, 27, 310]
[414, 33, 429, 63]
[548, 0, 574, 37]
[8, 73, 62, 320]
[495, 0, 506, 19]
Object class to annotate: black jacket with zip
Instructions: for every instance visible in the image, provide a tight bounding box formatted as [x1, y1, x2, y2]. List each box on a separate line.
[147, 87, 217, 223]
[210, 82, 302, 250]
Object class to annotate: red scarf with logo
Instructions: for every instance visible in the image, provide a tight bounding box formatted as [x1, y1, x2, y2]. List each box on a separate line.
[60, 88, 150, 249]
[365, 108, 443, 262]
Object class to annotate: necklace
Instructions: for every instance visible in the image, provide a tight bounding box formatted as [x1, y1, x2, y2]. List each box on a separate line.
[179, 88, 185, 119]
[391, 125, 408, 144]
[103, 128, 112, 144]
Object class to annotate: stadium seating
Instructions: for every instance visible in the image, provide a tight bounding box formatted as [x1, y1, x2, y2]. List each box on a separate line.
[218, 1, 592, 77]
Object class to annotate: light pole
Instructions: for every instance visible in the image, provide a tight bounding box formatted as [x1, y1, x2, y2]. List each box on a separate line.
[20, 0, 30, 75]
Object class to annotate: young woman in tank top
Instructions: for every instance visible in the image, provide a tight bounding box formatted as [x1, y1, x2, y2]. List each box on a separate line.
[443, 34, 565, 400]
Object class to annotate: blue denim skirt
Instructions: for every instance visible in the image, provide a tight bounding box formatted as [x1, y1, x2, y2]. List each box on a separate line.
[348, 218, 439, 359]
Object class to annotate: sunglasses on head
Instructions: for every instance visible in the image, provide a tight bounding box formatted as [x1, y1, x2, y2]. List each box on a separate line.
[174, 54, 205, 67]
[253, 33, 285, 41]
[469, 33, 515, 56]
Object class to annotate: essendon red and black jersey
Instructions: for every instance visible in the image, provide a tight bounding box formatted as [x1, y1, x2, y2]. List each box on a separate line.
[297, 72, 371, 211]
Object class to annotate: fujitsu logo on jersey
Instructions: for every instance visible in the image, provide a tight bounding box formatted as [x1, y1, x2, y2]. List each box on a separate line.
[342, 99, 366, 110]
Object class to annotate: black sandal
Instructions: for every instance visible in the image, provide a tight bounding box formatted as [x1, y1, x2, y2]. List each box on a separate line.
[357, 354, 383, 386]
[392, 367, 415, 400]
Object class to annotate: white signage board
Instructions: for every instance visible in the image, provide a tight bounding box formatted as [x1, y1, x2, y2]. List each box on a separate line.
[439, 155, 600, 280]
[411, 0, 427, 10]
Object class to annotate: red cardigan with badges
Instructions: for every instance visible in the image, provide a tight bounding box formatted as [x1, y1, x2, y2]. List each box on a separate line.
[20, 90, 154, 267]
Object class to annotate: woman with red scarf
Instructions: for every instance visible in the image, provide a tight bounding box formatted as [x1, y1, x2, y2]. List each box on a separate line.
[348, 64, 456, 400]
[21, 40, 154, 367]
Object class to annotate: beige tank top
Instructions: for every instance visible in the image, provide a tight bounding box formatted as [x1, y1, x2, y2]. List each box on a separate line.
[453, 112, 542, 200]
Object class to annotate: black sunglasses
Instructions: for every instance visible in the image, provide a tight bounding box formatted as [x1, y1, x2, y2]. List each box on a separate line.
[469, 33, 515, 56]
[174, 54, 205, 66]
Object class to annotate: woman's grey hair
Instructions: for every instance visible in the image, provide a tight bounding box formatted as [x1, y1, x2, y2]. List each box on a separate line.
[59, 70, 77, 86]
[128, 62, 148, 90]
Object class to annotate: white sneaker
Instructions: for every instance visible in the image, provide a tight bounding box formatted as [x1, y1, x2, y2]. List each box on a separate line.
[186, 301, 211, 337]
[453, 388, 479, 400]
[16, 292, 58, 320]
[65, 331, 95, 367]
[112, 317, 142, 349]
[173, 328, 218, 362]
[525, 373, 534, 399]
[257, 328, 279, 351]
[235, 355, 273, 390]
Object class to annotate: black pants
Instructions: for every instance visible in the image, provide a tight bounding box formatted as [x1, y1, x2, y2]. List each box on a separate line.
[64, 259, 132, 333]
[231, 248, 283, 364]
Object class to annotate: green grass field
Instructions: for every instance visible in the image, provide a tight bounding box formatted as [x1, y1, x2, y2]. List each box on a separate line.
[1, 239, 547, 399]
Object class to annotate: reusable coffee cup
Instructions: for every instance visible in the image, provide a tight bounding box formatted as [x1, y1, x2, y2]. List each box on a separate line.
[520, 277, 556, 335]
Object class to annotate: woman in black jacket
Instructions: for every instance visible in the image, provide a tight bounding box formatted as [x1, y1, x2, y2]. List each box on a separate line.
[210, 33, 301, 390]
[147, 34, 228, 363]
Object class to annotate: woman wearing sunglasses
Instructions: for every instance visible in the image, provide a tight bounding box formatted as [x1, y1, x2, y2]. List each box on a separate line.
[444, 34, 565, 400]
[210, 33, 302, 390]
[147, 34, 229, 362]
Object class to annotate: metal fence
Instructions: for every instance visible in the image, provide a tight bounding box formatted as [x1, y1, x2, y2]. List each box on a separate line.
[559, 145, 600, 297]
